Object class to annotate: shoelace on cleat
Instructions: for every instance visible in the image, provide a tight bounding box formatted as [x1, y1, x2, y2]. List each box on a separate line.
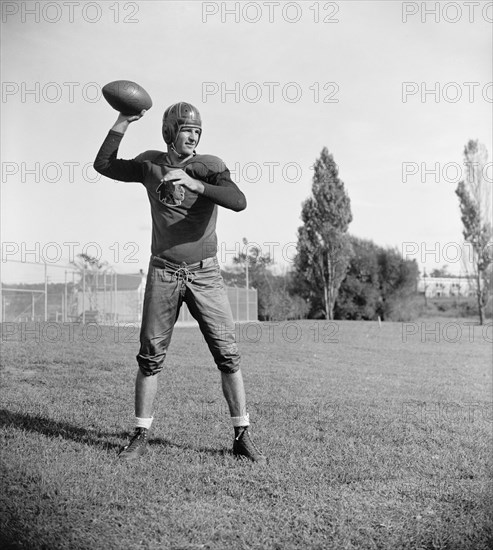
[125, 429, 147, 451]
[236, 429, 263, 456]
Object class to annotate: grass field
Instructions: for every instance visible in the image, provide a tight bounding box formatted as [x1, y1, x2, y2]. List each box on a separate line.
[1, 319, 492, 549]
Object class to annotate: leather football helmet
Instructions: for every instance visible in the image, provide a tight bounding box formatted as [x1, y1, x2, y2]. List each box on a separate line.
[162, 102, 202, 147]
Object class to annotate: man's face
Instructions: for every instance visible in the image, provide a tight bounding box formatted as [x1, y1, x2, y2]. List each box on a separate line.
[174, 126, 201, 156]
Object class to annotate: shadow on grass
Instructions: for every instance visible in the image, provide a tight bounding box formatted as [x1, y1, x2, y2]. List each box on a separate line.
[0, 408, 123, 452]
[0, 409, 231, 458]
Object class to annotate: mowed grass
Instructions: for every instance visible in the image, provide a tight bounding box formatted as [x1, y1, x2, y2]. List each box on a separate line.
[0, 319, 491, 550]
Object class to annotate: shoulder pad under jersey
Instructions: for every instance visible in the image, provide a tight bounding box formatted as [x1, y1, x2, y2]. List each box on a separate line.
[133, 150, 166, 163]
[184, 154, 227, 174]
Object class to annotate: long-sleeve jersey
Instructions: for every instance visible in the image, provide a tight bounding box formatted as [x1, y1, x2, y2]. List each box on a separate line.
[94, 130, 246, 264]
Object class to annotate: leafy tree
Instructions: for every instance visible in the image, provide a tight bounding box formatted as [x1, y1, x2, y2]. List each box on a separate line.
[335, 237, 419, 321]
[232, 239, 272, 279]
[334, 237, 380, 320]
[72, 253, 110, 314]
[263, 269, 310, 321]
[455, 140, 493, 324]
[222, 240, 272, 320]
[294, 147, 352, 319]
[223, 242, 309, 321]
[430, 265, 450, 278]
[376, 247, 419, 321]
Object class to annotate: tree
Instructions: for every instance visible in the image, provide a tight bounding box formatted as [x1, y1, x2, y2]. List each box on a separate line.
[430, 265, 450, 278]
[294, 147, 352, 319]
[230, 240, 272, 320]
[223, 242, 309, 321]
[334, 237, 381, 320]
[262, 268, 310, 321]
[455, 140, 493, 324]
[71, 253, 110, 316]
[334, 236, 419, 321]
[232, 239, 272, 280]
[376, 246, 419, 321]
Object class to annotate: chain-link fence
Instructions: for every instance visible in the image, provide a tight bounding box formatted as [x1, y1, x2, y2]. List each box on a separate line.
[1, 260, 258, 323]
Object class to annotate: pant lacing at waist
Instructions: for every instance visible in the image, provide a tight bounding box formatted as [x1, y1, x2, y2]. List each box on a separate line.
[172, 265, 195, 287]
[151, 256, 203, 296]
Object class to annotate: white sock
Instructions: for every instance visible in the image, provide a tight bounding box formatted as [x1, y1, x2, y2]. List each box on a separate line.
[231, 413, 250, 427]
[135, 416, 153, 430]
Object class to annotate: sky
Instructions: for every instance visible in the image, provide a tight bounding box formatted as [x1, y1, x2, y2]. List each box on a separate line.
[1, 0, 492, 284]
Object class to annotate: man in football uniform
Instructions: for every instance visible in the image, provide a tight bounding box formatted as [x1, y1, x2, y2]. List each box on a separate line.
[94, 102, 265, 463]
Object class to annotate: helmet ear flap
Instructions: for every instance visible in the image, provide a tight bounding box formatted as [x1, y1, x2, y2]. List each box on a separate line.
[162, 125, 172, 144]
[162, 106, 173, 144]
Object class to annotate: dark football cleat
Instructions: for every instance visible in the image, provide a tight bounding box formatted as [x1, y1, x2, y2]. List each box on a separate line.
[118, 427, 148, 461]
[233, 428, 267, 464]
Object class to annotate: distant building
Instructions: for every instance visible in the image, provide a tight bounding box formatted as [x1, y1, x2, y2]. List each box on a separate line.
[77, 271, 258, 323]
[418, 275, 475, 298]
[177, 286, 258, 324]
[77, 271, 146, 323]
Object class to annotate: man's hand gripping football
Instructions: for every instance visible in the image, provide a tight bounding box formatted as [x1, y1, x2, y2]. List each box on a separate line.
[159, 169, 205, 206]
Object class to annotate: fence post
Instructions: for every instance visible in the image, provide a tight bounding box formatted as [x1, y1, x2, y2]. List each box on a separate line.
[103, 272, 107, 323]
[82, 266, 86, 324]
[114, 271, 118, 323]
[245, 261, 249, 321]
[236, 286, 239, 322]
[64, 270, 68, 323]
[44, 263, 48, 322]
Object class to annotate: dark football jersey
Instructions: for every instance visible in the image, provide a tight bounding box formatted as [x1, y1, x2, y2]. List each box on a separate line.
[94, 131, 246, 263]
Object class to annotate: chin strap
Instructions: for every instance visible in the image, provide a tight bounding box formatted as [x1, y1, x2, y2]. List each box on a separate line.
[170, 142, 197, 159]
[170, 142, 187, 159]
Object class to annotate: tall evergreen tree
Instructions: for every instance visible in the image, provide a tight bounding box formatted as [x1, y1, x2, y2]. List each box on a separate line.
[294, 147, 352, 319]
[455, 140, 493, 324]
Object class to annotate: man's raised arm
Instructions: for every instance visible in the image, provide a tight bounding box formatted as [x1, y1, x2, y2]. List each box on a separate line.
[93, 111, 147, 183]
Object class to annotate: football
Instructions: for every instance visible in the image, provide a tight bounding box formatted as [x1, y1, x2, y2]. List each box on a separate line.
[102, 80, 153, 116]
